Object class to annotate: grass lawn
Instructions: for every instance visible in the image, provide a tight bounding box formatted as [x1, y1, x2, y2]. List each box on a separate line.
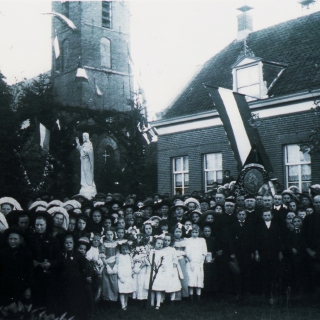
[92, 293, 320, 320]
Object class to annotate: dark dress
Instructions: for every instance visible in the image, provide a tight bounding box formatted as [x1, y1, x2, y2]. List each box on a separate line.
[60, 251, 90, 320]
[0, 246, 34, 306]
[28, 232, 63, 314]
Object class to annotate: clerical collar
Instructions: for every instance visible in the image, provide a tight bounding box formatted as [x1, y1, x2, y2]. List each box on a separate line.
[274, 205, 281, 210]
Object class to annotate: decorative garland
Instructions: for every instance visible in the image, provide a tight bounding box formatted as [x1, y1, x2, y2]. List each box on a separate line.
[14, 150, 55, 193]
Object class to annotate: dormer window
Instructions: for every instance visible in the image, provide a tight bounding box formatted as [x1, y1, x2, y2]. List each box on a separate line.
[232, 54, 287, 101]
[236, 64, 260, 98]
[232, 57, 265, 100]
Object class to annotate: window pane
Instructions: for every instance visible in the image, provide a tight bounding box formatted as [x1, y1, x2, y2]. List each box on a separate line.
[206, 171, 215, 186]
[217, 170, 223, 183]
[175, 174, 182, 187]
[301, 164, 311, 181]
[205, 153, 222, 170]
[183, 157, 189, 171]
[237, 65, 259, 87]
[288, 165, 299, 182]
[174, 158, 182, 172]
[184, 174, 189, 186]
[286, 145, 300, 163]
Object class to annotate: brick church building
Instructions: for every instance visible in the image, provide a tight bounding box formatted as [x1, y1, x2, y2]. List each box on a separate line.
[153, 7, 320, 196]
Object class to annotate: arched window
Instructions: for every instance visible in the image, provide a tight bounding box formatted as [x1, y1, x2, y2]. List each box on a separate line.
[100, 38, 111, 68]
[61, 39, 69, 71]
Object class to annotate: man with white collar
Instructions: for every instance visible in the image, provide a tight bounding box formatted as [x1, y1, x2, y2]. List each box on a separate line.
[273, 193, 289, 220]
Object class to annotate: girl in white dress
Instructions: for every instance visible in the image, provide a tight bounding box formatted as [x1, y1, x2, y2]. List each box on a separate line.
[163, 233, 182, 303]
[117, 243, 135, 310]
[185, 224, 207, 301]
[146, 237, 166, 309]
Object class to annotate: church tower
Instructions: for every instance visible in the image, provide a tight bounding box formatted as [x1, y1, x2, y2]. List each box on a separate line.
[51, 1, 132, 111]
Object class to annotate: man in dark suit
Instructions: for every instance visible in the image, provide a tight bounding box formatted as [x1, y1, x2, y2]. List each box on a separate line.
[231, 210, 254, 298]
[302, 195, 320, 292]
[255, 210, 283, 304]
[273, 193, 289, 221]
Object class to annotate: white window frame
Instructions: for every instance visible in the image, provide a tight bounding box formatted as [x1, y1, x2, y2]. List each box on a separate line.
[284, 144, 311, 192]
[172, 156, 189, 195]
[203, 153, 222, 192]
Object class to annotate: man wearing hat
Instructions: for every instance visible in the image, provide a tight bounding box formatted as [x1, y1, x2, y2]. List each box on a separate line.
[168, 200, 188, 228]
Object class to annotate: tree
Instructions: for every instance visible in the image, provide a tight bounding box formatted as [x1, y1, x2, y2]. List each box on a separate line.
[0, 72, 21, 198]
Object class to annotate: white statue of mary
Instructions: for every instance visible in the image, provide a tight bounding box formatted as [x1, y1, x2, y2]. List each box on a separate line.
[75, 132, 97, 199]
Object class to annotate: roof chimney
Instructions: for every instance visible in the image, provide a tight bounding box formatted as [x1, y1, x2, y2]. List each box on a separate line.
[237, 5, 253, 41]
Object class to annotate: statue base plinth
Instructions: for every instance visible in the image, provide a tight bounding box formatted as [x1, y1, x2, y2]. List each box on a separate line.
[80, 185, 97, 200]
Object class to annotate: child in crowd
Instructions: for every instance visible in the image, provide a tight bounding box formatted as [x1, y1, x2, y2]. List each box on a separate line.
[172, 223, 189, 299]
[116, 226, 126, 243]
[163, 233, 181, 302]
[86, 233, 104, 303]
[87, 209, 104, 234]
[202, 225, 220, 294]
[148, 237, 166, 309]
[101, 228, 119, 301]
[142, 221, 154, 244]
[74, 215, 89, 241]
[285, 216, 308, 294]
[77, 237, 94, 316]
[159, 220, 169, 234]
[297, 209, 307, 220]
[185, 224, 207, 301]
[117, 243, 135, 310]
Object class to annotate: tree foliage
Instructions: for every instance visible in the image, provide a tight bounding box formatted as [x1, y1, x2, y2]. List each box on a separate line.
[1, 72, 157, 201]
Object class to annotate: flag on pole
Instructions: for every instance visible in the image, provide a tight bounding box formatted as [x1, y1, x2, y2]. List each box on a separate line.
[204, 85, 273, 173]
[42, 12, 76, 30]
[39, 123, 50, 151]
[53, 35, 60, 59]
[75, 58, 88, 81]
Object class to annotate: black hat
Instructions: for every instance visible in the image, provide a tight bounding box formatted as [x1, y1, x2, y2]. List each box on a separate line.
[225, 197, 235, 204]
[141, 200, 155, 209]
[4, 226, 25, 240]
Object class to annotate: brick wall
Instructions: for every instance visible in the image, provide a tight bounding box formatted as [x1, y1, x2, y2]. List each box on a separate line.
[157, 109, 320, 195]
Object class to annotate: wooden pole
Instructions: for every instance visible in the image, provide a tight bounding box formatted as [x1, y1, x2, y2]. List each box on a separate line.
[147, 250, 156, 308]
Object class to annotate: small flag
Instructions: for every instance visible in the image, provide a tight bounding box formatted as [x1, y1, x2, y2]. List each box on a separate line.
[75, 59, 88, 81]
[39, 123, 50, 151]
[204, 85, 273, 173]
[142, 133, 150, 144]
[42, 12, 76, 30]
[53, 35, 60, 59]
[20, 119, 30, 130]
[94, 78, 103, 96]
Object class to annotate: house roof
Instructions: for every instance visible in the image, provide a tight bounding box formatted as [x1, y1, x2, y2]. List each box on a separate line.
[162, 11, 320, 120]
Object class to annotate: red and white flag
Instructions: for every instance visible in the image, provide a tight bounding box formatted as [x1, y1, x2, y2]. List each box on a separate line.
[204, 85, 273, 173]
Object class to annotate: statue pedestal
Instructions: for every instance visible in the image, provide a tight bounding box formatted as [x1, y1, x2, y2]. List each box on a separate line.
[80, 185, 97, 200]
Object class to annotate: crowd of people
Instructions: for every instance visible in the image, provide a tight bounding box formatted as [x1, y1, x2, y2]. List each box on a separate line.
[1, 182, 320, 319]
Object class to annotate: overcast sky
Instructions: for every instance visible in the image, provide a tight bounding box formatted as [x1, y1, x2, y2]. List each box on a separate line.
[0, 0, 319, 116]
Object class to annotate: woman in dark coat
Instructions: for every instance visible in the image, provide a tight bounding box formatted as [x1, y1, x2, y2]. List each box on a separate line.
[28, 211, 63, 315]
[0, 227, 34, 310]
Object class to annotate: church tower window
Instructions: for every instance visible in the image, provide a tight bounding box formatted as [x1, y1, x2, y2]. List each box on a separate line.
[100, 38, 111, 68]
[102, 1, 112, 29]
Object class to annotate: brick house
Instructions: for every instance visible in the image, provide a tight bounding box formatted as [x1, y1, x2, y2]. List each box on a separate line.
[152, 8, 320, 196]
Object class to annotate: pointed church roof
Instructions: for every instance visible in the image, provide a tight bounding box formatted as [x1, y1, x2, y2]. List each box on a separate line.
[162, 11, 320, 120]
